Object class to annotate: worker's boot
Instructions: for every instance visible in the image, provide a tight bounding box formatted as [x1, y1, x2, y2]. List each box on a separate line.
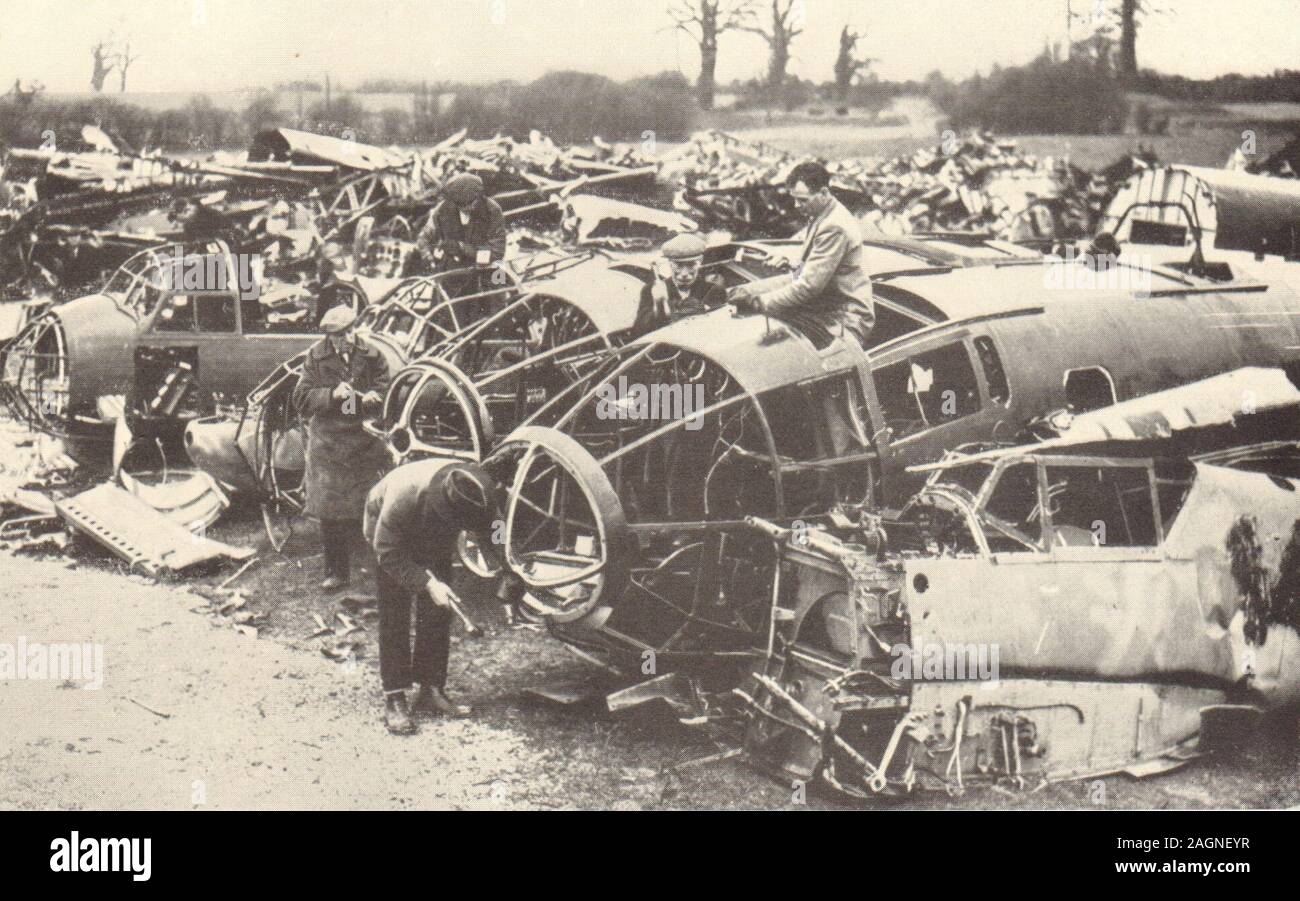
[383, 691, 417, 735]
[411, 686, 472, 719]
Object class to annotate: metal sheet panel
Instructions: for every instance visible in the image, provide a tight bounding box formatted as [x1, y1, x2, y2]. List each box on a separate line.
[55, 482, 253, 575]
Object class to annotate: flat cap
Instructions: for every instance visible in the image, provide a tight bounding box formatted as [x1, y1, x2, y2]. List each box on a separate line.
[320, 304, 358, 334]
[661, 232, 706, 261]
[443, 173, 486, 205]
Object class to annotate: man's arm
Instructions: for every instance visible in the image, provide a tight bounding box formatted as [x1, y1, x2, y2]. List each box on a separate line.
[469, 201, 507, 263]
[358, 347, 389, 413]
[758, 223, 851, 313]
[291, 350, 334, 417]
[371, 492, 430, 594]
[702, 278, 729, 310]
[631, 281, 662, 337]
[414, 205, 444, 263]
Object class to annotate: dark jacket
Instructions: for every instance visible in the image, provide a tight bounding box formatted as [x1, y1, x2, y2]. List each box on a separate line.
[292, 335, 390, 520]
[415, 197, 507, 270]
[632, 276, 727, 338]
[363, 458, 465, 593]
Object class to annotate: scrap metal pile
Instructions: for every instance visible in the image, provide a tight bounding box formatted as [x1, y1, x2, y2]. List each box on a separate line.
[0, 125, 661, 307]
[666, 128, 1111, 241]
[6, 116, 1300, 803]
[1, 123, 1146, 311]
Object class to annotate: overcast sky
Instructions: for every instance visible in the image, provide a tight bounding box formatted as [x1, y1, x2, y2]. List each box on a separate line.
[2, 0, 1297, 94]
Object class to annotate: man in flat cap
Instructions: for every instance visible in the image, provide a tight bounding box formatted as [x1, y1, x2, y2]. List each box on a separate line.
[364, 458, 503, 733]
[631, 232, 727, 339]
[293, 305, 391, 591]
[727, 161, 874, 348]
[413, 172, 507, 278]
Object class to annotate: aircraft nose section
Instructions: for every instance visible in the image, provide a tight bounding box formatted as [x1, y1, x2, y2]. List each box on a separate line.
[486, 425, 633, 624]
[1, 293, 137, 451]
[375, 359, 494, 463]
[1, 310, 70, 425]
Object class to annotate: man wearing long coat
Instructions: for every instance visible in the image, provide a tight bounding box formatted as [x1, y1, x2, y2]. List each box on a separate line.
[292, 305, 390, 590]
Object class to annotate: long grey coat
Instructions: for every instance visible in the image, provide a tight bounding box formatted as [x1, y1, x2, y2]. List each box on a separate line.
[292, 335, 390, 521]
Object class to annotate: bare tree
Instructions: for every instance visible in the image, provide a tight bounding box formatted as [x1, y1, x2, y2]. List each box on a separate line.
[832, 25, 873, 106]
[117, 41, 141, 93]
[1070, 0, 1164, 78]
[667, 0, 757, 109]
[90, 41, 116, 92]
[1118, 0, 1139, 78]
[743, 0, 804, 91]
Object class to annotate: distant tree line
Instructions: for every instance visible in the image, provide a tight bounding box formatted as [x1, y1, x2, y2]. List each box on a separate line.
[0, 71, 698, 154]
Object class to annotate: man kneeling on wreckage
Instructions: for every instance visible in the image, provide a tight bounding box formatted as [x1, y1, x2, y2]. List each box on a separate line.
[363, 458, 503, 734]
[727, 161, 874, 347]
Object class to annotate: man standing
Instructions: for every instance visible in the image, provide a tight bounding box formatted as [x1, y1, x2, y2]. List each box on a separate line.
[412, 172, 506, 276]
[292, 305, 390, 591]
[631, 232, 727, 338]
[727, 162, 874, 347]
[364, 458, 502, 734]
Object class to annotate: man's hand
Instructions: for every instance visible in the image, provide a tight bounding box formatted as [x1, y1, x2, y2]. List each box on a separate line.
[727, 285, 762, 315]
[425, 577, 455, 609]
[331, 381, 353, 401]
[649, 277, 670, 315]
[361, 390, 383, 408]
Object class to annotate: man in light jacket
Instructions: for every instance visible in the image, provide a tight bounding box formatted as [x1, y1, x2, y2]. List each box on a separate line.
[728, 161, 874, 347]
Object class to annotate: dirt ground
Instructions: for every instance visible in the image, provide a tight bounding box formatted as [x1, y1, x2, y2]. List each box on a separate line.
[1, 475, 1297, 810]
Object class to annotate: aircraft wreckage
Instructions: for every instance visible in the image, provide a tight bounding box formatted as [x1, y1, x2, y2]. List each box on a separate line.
[7, 135, 1300, 799]
[444, 237, 1300, 797]
[178, 234, 1040, 507]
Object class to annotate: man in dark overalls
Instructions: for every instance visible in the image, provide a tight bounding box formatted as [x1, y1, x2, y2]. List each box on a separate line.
[292, 305, 390, 590]
[410, 173, 506, 295]
[364, 458, 502, 734]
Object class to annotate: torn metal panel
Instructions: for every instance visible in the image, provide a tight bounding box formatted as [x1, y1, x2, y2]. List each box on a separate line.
[733, 447, 1300, 798]
[116, 468, 231, 533]
[55, 482, 253, 575]
[909, 366, 1300, 472]
[248, 128, 410, 173]
[560, 195, 695, 248]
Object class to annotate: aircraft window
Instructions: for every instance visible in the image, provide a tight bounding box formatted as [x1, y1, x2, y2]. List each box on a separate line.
[153, 295, 195, 332]
[758, 374, 874, 512]
[982, 461, 1041, 551]
[1065, 367, 1116, 413]
[863, 305, 926, 349]
[974, 336, 1010, 404]
[872, 341, 980, 440]
[128, 280, 168, 320]
[195, 295, 237, 333]
[1044, 465, 1158, 548]
[376, 308, 419, 346]
[242, 288, 321, 335]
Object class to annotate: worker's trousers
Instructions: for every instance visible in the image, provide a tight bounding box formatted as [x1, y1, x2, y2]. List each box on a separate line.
[377, 567, 452, 693]
[321, 518, 361, 581]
